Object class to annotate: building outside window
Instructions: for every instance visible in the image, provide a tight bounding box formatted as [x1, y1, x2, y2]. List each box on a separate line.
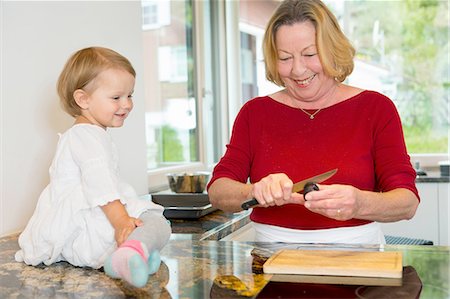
[142, 0, 197, 173]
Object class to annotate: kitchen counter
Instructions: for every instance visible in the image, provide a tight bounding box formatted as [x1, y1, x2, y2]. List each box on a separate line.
[416, 175, 449, 183]
[169, 209, 251, 240]
[1, 212, 449, 298]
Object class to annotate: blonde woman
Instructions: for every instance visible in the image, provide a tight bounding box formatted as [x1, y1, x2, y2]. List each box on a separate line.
[208, 0, 419, 244]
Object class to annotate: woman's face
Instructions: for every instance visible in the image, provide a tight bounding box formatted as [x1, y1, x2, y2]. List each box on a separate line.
[276, 21, 334, 104]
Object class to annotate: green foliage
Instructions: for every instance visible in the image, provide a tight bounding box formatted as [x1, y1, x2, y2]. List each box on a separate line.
[403, 125, 448, 153]
[156, 125, 198, 163]
[189, 128, 198, 161]
[343, 0, 449, 153]
[160, 125, 184, 162]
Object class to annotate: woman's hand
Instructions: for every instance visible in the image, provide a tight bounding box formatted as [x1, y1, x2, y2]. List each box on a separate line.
[303, 184, 360, 220]
[251, 173, 304, 208]
[112, 215, 143, 246]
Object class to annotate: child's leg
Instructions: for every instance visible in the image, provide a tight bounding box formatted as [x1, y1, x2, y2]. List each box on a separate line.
[104, 213, 171, 287]
[127, 212, 171, 274]
[128, 212, 171, 254]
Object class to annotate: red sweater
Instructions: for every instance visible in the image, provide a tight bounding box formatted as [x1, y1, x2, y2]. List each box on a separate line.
[208, 91, 419, 230]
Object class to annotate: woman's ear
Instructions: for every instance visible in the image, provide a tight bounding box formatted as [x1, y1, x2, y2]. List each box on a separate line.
[73, 89, 89, 110]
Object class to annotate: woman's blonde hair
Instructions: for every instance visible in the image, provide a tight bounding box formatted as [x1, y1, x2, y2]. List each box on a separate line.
[57, 47, 136, 117]
[263, 0, 355, 86]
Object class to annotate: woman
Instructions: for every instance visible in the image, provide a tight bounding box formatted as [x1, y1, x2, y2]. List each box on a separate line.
[207, 0, 419, 244]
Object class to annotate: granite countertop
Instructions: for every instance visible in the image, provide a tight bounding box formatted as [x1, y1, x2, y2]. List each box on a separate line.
[2, 208, 450, 298]
[1, 233, 449, 298]
[169, 209, 251, 240]
[0, 210, 252, 298]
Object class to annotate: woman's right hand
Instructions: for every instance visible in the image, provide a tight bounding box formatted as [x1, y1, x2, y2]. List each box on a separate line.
[251, 173, 304, 207]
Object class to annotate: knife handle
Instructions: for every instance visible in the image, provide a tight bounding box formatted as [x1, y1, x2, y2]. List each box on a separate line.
[242, 182, 319, 210]
[303, 182, 319, 200]
[241, 198, 258, 210]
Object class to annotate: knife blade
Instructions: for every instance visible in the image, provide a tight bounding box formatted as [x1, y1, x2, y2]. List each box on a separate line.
[241, 168, 338, 210]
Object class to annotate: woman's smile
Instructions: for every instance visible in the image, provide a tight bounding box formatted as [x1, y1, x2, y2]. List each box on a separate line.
[294, 74, 316, 87]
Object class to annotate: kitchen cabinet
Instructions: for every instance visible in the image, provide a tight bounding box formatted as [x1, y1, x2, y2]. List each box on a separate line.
[438, 182, 449, 245]
[381, 182, 449, 246]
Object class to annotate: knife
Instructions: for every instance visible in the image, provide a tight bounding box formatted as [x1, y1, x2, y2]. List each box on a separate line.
[241, 168, 338, 210]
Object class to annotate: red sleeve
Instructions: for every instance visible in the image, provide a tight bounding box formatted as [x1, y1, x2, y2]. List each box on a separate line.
[370, 95, 419, 200]
[207, 101, 253, 189]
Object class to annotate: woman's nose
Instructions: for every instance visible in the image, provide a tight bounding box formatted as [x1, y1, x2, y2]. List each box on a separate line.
[291, 57, 307, 76]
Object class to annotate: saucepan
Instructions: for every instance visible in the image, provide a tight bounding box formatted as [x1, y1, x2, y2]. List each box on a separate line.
[167, 172, 210, 193]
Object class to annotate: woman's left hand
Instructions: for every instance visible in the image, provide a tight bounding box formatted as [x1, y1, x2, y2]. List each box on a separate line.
[303, 184, 361, 220]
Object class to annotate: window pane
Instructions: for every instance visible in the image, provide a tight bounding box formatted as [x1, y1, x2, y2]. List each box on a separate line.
[325, 0, 449, 154]
[239, 0, 448, 155]
[142, 0, 198, 170]
[238, 0, 281, 105]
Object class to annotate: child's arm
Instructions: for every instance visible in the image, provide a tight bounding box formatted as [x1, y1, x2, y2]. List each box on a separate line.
[101, 200, 143, 246]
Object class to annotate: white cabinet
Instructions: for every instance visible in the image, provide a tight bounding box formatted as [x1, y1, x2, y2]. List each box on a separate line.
[438, 183, 449, 245]
[381, 182, 449, 246]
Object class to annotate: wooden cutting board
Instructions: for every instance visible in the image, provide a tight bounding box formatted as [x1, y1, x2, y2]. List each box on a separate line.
[263, 249, 403, 279]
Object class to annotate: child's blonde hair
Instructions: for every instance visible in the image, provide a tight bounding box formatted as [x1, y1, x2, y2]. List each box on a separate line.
[57, 47, 136, 117]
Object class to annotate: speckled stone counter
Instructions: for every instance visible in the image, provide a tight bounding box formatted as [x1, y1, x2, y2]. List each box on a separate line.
[1, 233, 449, 298]
[168, 209, 251, 240]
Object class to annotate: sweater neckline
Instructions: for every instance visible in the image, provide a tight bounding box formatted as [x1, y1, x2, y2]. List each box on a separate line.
[266, 90, 369, 112]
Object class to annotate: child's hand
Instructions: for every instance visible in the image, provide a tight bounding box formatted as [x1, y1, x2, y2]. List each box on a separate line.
[113, 215, 143, 246]
[101, 200, 144, 246]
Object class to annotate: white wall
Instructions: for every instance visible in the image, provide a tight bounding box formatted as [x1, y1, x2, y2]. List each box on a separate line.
[1, 1, 148, 237]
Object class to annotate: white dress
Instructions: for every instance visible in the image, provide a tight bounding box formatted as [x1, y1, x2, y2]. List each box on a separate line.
[15, 124, 164, 269]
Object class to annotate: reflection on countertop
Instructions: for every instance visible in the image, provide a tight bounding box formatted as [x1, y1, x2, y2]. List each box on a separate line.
[1, 209, 449, 298]
[170, 209, 251, 240]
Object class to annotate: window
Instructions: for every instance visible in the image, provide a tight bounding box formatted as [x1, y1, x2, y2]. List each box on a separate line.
[323, 0, 449, 159]
[142, 0, 199, 189]
[142, 0, 219, 189]
[238, 1, 281, 104]
[141, 1, 170, 30]
[142, 0, 448, 190]
[237, 0, 448, 167]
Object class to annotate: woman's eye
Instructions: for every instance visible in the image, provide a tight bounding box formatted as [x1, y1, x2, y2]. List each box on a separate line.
[279, 57, 291, 61]
[303, 53, 317, 57]
[112, 96, 120, 100]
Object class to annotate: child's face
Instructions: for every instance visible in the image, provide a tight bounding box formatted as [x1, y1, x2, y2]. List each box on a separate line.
[82, 68, 135, 129]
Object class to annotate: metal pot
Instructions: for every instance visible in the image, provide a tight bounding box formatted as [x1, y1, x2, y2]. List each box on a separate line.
[167, 172, 210, 193]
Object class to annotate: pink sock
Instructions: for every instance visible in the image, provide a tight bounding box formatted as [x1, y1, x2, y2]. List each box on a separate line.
[104, 240, 150, 288]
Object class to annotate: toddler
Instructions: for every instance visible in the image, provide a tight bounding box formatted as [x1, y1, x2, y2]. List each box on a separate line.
[15, 47, 171, 288]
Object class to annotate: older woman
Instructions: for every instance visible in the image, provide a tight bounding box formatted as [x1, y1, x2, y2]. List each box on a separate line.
[207, 0, 419, 244]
